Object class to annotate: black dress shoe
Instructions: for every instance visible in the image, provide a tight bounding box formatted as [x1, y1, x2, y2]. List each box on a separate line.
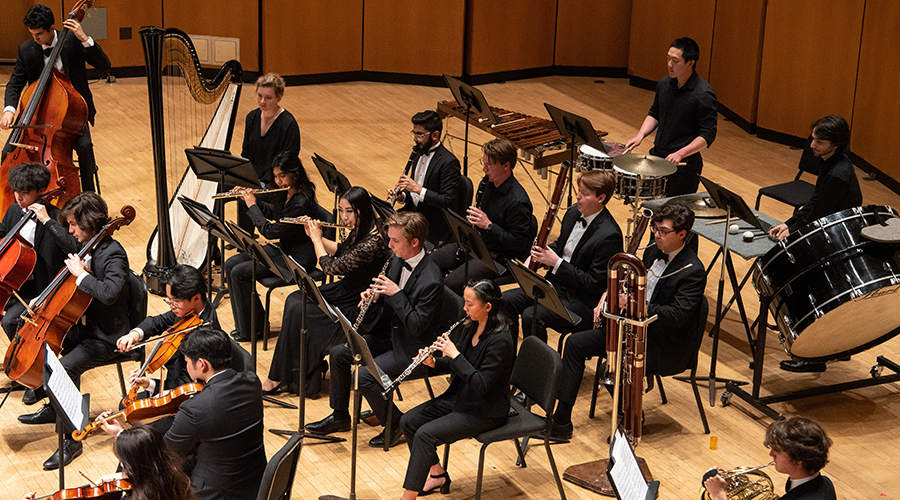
[550, 420, 573, 440]
[22, 387, 47, 405]
[513, 391, 527, 406]
[43, 438, 83, 470]
[18, 403, 57, 425]
[780, 360, 826, 373]
[306, 414, 351, 435]
[230, 329, 251, 342]
[368, 425, 405, 448]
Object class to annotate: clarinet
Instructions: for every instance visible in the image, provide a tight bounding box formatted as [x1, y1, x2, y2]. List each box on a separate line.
[380, 317, 467, 399]
[388, 146, 421, 206]
[474, 175, 488, 209]
[352, 257, 392, 332]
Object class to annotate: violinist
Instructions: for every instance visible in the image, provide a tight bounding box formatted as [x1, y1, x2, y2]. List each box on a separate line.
[116, 264, 218, 433]
[100, 326, 266, 500]
[1, 162, 78, 342]
[18, 192, 131, 471]
[1, 4, 111, 192]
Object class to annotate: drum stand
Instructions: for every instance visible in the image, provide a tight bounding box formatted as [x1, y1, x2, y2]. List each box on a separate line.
[723, 291, 900, 420]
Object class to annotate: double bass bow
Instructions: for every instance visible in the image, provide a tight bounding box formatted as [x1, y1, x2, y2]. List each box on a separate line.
[0, 0, 97, 210]
[3, 205, 136, 389]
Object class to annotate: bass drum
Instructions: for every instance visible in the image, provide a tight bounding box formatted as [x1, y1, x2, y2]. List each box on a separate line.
[752, 205, 900, 362]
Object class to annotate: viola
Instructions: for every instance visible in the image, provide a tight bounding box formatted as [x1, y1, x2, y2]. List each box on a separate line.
[0, 0, 96, 210]
[0, 180, 67, 312]
[120, 315, 206, 407]
[3, 205, 136, 389]
[31, 477, 131, 500]
[72, 382, 203, 441]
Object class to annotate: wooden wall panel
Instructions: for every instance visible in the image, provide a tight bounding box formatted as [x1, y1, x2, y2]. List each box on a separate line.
[851, 0, 900, 183]
[707, 0, 766, 124]
[262, 0, 362, 76]
[77, 0, 162, 69]
[0, 0, 36, 61]
[164, 0, 259, 72]
[363, 0, 464, 76]
[627, 0, 715, 81]
[756, 0, 863, 137]
[464, 0, 557, 75]
[554, 0, 631, 68]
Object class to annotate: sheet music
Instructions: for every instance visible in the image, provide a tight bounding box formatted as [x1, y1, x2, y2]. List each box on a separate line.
[45, 344, 84, 429]
[609, 429, 650, 500]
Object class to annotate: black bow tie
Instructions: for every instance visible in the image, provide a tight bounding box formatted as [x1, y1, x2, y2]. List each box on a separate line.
[575, 217, 587, 226]
[400, 260, 412, 271]
[656, 252, 669, 264]
[43, 47, 53, 58]
[785, 479, 791, 491]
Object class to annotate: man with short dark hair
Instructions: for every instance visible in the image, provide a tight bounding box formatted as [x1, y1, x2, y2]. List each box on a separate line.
[625, 37, 717, 196]
[1, 4, 111, 192]
[307, 211, 443, 449]
[390, 110, 461, 246]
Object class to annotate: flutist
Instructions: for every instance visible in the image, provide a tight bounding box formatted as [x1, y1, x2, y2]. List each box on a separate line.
[398, 279, 515, 499]
[307, 212, 443, 449]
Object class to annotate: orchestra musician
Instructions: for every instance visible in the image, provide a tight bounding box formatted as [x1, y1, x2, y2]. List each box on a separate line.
[115, 264, 219, 433]
[18, 191, 131, 470]
[502, 169, 623, 343]
[389, 110, 461, 246]
[399, 279, 515, 499]
[224, 152, 316, 342]
[237, 73, 301, 234]
[306, 212, 443, 449]
[624, 37, 717, 197]
[1, 162, 78, 342]
[549, 202, 705, 439]
[99, 326, 266, 500]
[704, 417, 837, 500]
[1, 4, 111, 192]
[261, 186, 388, 398]
[430, 138, 536, 294]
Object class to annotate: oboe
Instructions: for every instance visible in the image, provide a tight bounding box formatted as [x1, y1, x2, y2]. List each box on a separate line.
[381, 317, 466, 398]
[388, 146, 420, 206]
[353, 257, 392, 332]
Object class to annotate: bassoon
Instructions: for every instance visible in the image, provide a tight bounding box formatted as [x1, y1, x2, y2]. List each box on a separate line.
[528, 161, 570, 270]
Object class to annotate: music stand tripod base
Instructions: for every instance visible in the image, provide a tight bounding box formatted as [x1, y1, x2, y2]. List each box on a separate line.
[563, 458, 653, 497]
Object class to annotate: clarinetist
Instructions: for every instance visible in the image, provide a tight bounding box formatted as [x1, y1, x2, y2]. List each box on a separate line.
[307, 212, 443, 449]
[398, 279, 515, 499]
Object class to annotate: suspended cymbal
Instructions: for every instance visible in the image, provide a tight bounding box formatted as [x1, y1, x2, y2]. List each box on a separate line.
[612, 154, 677, 177]
[673, 193, 727, 219]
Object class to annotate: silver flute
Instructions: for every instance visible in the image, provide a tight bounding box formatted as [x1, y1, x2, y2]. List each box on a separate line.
[381, 317, 467, 399]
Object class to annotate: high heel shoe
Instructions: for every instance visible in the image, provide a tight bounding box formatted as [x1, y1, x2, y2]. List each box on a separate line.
[420, 472, 451, 496]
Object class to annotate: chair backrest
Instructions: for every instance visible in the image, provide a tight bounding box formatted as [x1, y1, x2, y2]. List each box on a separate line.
[798, 135, 820, 177]
[229, 339, 254, 372]
[439, 286, 466, 340]
[456, 174, 474, 215]
[687, 296, 710, 368]
[256, 433, 302, 500]
[315, 203, 336, 241]
[127, 270, 148, 329]
[512, 336, 563, 415]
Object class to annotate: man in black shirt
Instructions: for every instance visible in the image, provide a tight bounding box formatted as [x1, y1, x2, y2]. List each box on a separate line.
[625, 37, 717, 196]
[430, 138, 536, 294]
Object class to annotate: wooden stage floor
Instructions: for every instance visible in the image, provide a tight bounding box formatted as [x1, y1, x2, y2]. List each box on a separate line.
[1, 67, 899, 499]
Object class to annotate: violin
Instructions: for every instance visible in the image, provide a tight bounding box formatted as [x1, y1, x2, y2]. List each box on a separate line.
[120, 315, 206, 407]
[3, 206, 136, 389]
[72, 382, 203, 441]
[29, 477, 131, 500]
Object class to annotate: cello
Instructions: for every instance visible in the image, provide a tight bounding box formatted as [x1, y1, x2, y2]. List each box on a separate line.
[0, 0, 97, 210]
[3, 205, 135, 389]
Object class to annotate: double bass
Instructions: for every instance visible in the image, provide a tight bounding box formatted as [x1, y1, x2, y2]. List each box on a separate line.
[0, 0, 98, 210]
[3, 205, 135, 389]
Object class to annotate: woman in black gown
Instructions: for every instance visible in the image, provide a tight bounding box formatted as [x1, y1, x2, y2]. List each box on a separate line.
[262, 186, 388, 397]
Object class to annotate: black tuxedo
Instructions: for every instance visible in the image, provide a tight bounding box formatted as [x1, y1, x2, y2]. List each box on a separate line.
[398, 143, 460, 245]
[328, 252, 444, 429]
[503, 205, 622, 341]
[781, 475, 836, 500]
[165, 369, 267, 500]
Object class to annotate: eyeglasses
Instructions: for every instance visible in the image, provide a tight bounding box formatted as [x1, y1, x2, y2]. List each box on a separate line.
[411, 131, 429, 139]
[164, 297, 187, 308]
[650, 223, 676, 236]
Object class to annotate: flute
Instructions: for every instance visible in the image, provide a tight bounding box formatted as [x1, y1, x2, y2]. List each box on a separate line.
[210, 187, 289, 200]
[279, 217, 352, 229]
[381, 317, 466, 398]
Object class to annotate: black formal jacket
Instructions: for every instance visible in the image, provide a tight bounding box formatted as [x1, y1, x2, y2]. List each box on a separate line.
[643, 245, 706, 376]
[136, 305, 220, 393]
[377, 252, 444, 362]
[0, 203, 76, 296]
[246, 190, 316, 269]
[477, 174, 537, 261]
[399, 143, 460, 245]
[5, 31, 111, 124]
[76, 235, 131, 345]
[434, 324, 515, 419]
[780, 475, 836, 500]
[547, 206, 623, 318]
[165, 368, 267, 500]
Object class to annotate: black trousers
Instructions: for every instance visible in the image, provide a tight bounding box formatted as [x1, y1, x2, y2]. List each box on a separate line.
[559, 327, 607, 407]
[400, 395, 505, 491]
[502, 287, 590, 343]
[429, 243, 501, 295]
[650, 147, 703, 197]
[224, 252, 276, 338]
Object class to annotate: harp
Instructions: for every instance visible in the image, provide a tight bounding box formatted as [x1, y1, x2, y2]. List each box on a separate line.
[139, 27, 242, 294]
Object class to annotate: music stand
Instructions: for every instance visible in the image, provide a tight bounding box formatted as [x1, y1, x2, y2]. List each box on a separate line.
[370, 195, 396, 222]
[319, 308, 390, 500]
[442, 208, 505, 283]
[179, 196, 238, 307]
[312, 153, 352, 220]
[606, 426, 658, 500]
[443, 75, 500, 176]
[506, 259, 581, 340]
[267, 254, 346, 444]
[544, 103, 607, 205]
[44, 344, 90, 490]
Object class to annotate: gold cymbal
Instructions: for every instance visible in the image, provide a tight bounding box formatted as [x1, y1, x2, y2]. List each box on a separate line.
[674, 193, 727, 218]
[612, 153, 677, 177]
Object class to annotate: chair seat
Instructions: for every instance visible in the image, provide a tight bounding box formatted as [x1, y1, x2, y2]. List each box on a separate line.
[475, 400, 546, 443]
[757, 180, 815, 209]
[259, 275, 291, 288]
